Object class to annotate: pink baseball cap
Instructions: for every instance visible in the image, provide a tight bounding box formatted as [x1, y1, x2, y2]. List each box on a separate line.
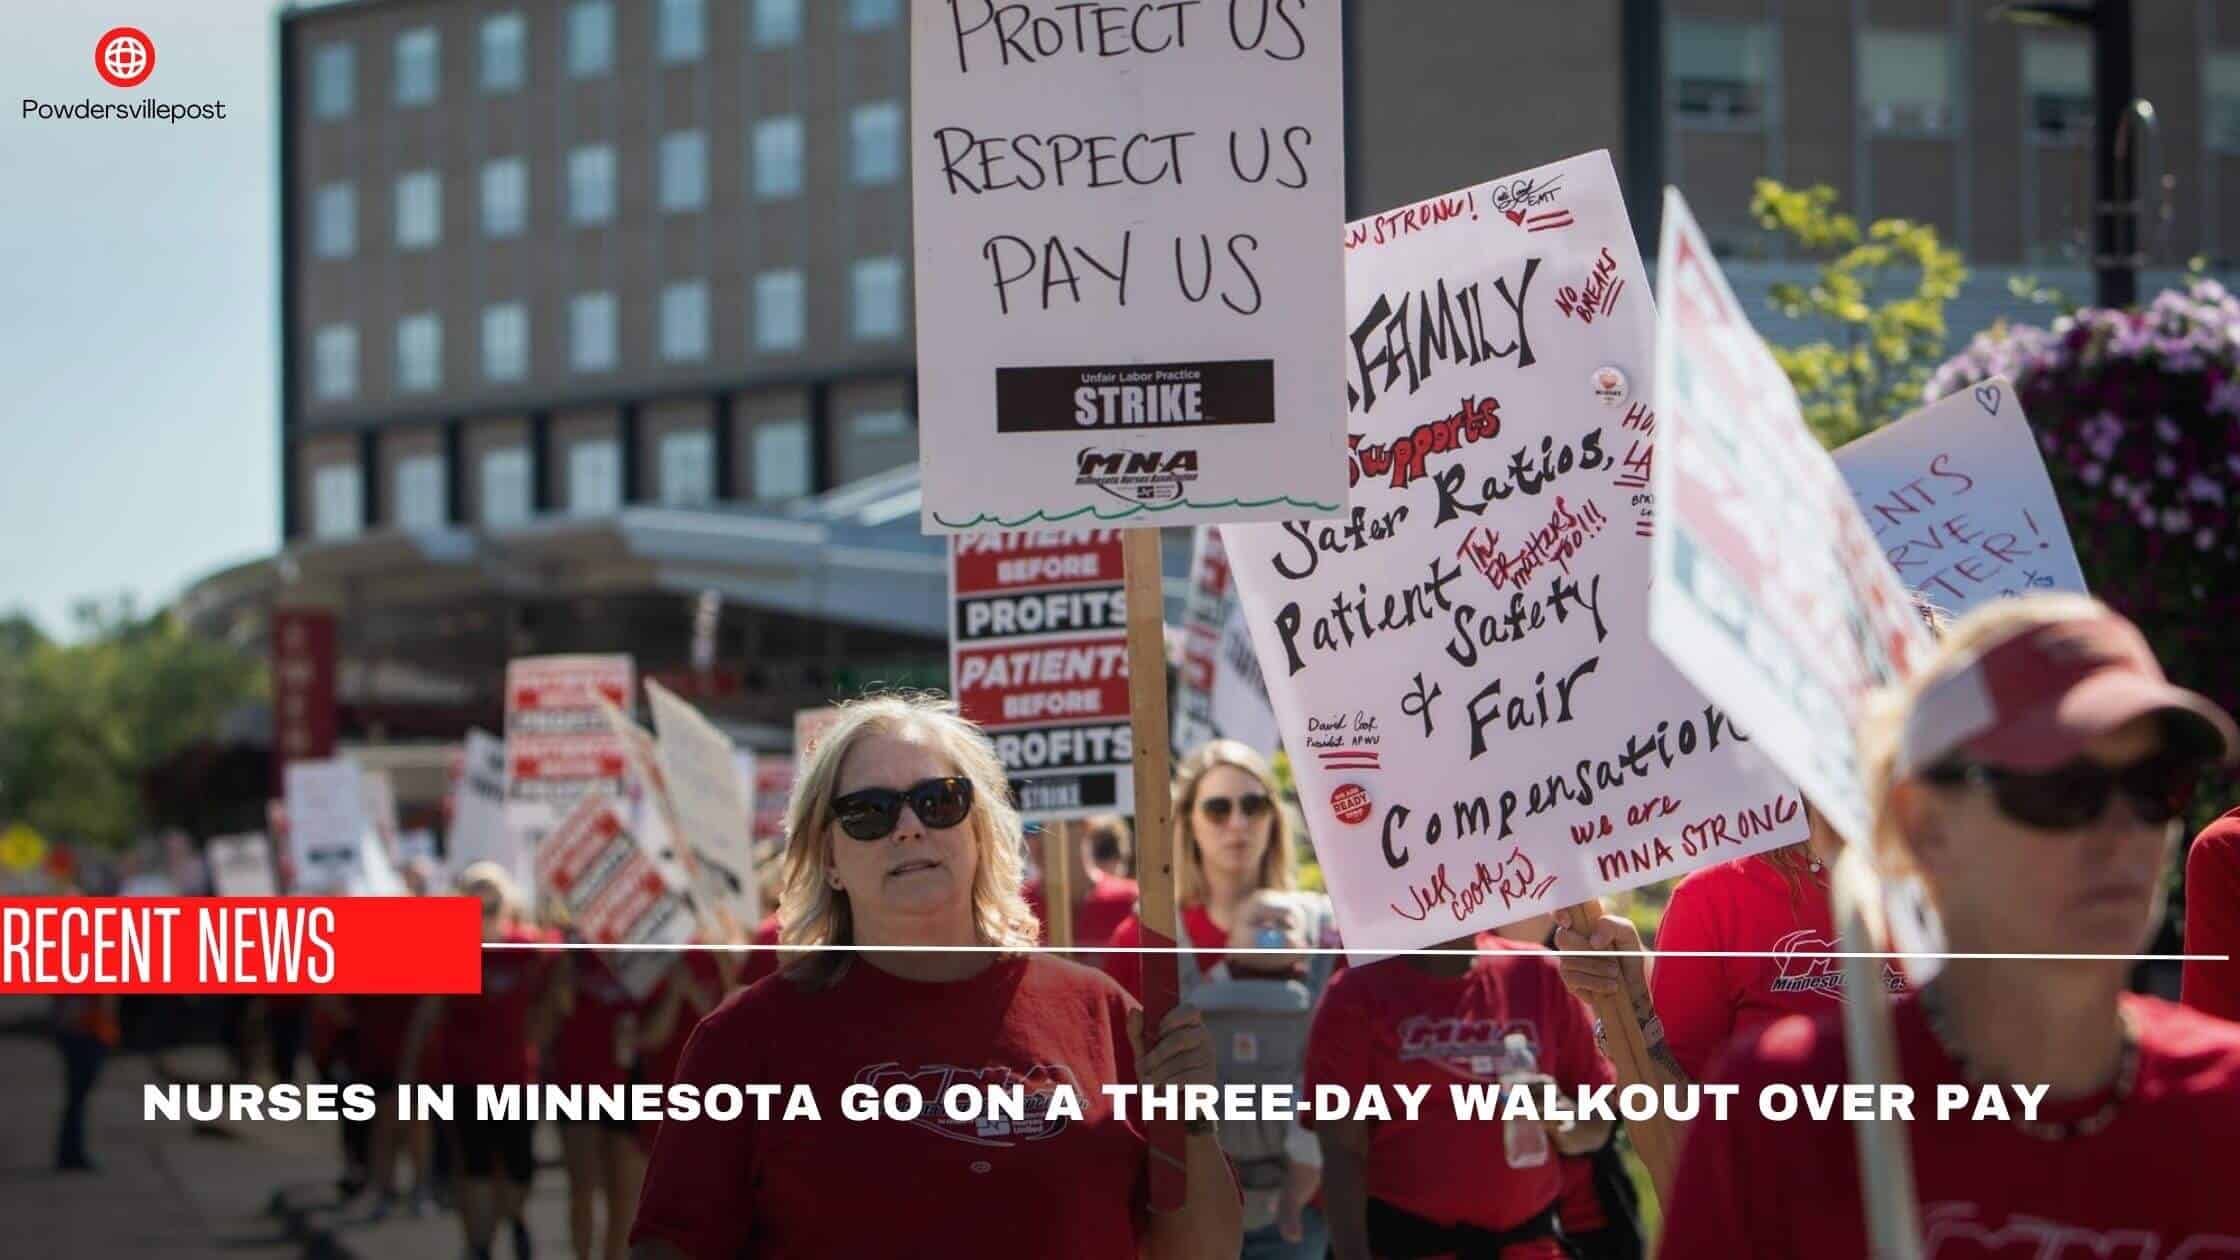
[1897, 613, 2238, 776]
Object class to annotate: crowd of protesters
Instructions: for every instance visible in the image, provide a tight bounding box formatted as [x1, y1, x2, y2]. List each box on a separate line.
[36, 593, 2240, 1258]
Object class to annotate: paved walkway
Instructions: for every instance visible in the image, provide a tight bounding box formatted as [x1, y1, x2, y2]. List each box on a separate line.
[0, 1034, 583, 1259]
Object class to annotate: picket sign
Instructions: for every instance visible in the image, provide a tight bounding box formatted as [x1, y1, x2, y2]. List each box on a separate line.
[646, 679, 762, 935]
[1650, 187, 1928, 1260]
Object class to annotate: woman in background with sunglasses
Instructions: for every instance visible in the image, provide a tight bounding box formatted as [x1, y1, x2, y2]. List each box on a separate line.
[1661, 595, 2240, 1255]
[1104, 740, 1310, 1004]
[630, 694, 1241, 1260]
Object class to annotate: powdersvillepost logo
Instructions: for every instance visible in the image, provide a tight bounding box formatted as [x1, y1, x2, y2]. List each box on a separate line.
[96, 28, 156, 89]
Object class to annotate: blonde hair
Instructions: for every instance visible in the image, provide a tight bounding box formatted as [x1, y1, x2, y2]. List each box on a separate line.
[1174, 739, 1297, 906]
[776, 693, 1040, 985]
[1856, 592, 2115, 878]
[455, 861, 526, 924]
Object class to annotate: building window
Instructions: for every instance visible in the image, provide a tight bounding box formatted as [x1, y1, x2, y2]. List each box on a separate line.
[2209, 53, 2240, 153]
[569, 439, 621, 515]
[752, 116, 804, 200]
[481, 157, 527, 238]
[660, 0, 704, 64]
[568, 144, 616, 225]
[1670, 20, 1771, 126]
[482, 302, 528, 382]
[752, 418, 811, 501]
[481, 447, 532, 527]
[396, 453, 446, 530]
[2024, 37, 2093, 143]
[848, 0, 899, 32]
[661, 281, 710, 362]
[395, 170, 442, 249]
[660, 131, 707, 212]
[754, 0, 801, 47]
[1861, 30, 1952, 135]
[312, 463, 362, 540]
[397, 313, 443, 393]
[571, 292, 618, 372]
[852, 410, 909, 441]
[852, 256, 904, 341]
[568, 1, 614, 79]
[850, 101, 903, 184]
[481, 12, 526, 93]
[394, 27, 439, 107]
[313, 324, 357, 402]
[313, 182, 355, 259]
[659, 430, 715, 505]
[754, 269, 805, 352]
[312, 43, 353, 119]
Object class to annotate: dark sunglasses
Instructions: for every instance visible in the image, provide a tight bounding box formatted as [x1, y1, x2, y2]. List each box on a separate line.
[830, 777, 975, 841]
[1921, 752, 2201, 831]
[1197, 792, 1272, 824]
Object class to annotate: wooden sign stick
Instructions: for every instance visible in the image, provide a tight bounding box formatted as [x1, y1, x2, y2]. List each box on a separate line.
[1043, 820, 1076, 955]
[1830, 849, 1923, 1260]
[1557, 899, 1681, 1203]
[1122, 528, 1187, 1213]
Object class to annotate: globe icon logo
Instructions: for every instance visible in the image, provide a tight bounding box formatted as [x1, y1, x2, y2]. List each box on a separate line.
[96, 27, 156, 89]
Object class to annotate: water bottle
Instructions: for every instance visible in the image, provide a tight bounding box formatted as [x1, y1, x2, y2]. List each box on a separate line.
[1500, 1032, 1550, 1169]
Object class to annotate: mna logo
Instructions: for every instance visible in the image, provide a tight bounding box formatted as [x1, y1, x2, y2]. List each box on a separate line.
[96, 28, 156, 89]
[1074, 448, 1200, 504]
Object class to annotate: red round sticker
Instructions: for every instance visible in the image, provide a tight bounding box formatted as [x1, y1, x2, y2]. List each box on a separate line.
[1330, 783, 1371, 826]
[96, 27, 156, 89]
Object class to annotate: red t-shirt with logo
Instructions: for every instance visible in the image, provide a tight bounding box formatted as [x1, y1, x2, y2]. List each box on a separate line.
[1650, 853, 1907, 1079]
[631, 955, 1156, 1259]
[1025, 870, 1143, 951]
[550, 955, 640, 1089]
[441, 929, 554, 1086]
[738, 912, 783, 990]
[1102, 903, 1230, 1004]
[1301, 938, 1615, 1255]
[2183, 808, 2240, 1024]
[1659, 993, 2240, 1257]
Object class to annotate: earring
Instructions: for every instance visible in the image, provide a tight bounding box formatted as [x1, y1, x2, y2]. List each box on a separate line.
[826, 870, 844, 891]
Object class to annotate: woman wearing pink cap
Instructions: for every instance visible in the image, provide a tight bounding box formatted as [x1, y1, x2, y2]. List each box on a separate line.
[1661, 595, 2240, 1254]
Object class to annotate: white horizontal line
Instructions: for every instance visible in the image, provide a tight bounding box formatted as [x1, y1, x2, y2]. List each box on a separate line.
[482, 943, 2230, 962]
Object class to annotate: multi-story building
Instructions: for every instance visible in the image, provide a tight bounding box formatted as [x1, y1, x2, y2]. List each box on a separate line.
[180, 0, 2240, 797]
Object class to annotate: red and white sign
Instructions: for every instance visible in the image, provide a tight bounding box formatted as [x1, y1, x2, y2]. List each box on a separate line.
[950, 529, 1132, 820]
[1172, 526, 1282, 758]
[1648, 189, 1932, 845]
[742, 752, 792, 858]
[793, 707, 843, 762]
[270, 608, 338, 796]
[504, 655, 635, 851]
[537, 793, 696, 997]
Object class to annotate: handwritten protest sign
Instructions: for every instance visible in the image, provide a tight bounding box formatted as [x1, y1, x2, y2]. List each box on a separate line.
[504, 655, 634, 850]
[1173, 527, 1280, 757]
[445, 730, 529, 895]
[1834, 376, 2086, 616]
[909, 0, 1346, 531]
[1224, 153, 1803, 955]
[647, 680, 761, 931]
[951, 529, 1133, 819]
[537, 792, 697, 997]
[207, 832, 277, 898]
[283, 759, 373, 895]
[1647, 188, 1931, 845]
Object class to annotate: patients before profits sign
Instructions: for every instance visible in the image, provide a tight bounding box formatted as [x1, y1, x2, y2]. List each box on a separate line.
[910, 0, 1347, 531]
[1223, 153, 1803, 955]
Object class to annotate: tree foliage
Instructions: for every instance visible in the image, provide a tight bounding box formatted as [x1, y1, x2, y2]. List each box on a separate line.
[1749, 180, 1967, 447]
[0, 598, 264, 851]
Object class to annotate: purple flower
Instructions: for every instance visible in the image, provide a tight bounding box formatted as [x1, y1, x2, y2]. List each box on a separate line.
[2188, 475, 2226, 504]
[2081, 463, 2107, 487]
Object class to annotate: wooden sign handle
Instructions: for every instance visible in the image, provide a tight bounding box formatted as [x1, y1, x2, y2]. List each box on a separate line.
[1043, 820, 1075, 954]
[1557, 899, 1681, 1204]
[1122, 528, 1187, 1213]
[1829, 852, 1923, 1259]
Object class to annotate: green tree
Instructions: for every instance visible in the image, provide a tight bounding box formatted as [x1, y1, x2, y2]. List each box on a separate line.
[0, 597, 264, 851]
[1750, 180, 1967, 447]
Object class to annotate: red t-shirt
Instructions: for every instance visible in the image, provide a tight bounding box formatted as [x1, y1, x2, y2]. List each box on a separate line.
[1102, 903, 1229, 1003]
[550, 955, 640, 1089]
[1659, 993, 2240, 1257]
[642, 952, 731, 1089]
[1650, 853, 1907, 1079]
[630, 955, 1155, 1259]
[2183, 808, 2240, 1024]
[350, 995, 419, 1079]
[442, 932, 554, 1086]
[1301, 938, 1615, 1255]
[1025, 870, 1143, 951]
[737, 913, 783, 990]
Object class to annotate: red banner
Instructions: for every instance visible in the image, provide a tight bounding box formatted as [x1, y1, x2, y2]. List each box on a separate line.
[271, 608, 338, 795]
[0, 897, 484, 994]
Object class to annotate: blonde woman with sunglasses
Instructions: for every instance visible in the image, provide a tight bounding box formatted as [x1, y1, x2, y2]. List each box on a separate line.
[630, 695, 1240, 1260]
